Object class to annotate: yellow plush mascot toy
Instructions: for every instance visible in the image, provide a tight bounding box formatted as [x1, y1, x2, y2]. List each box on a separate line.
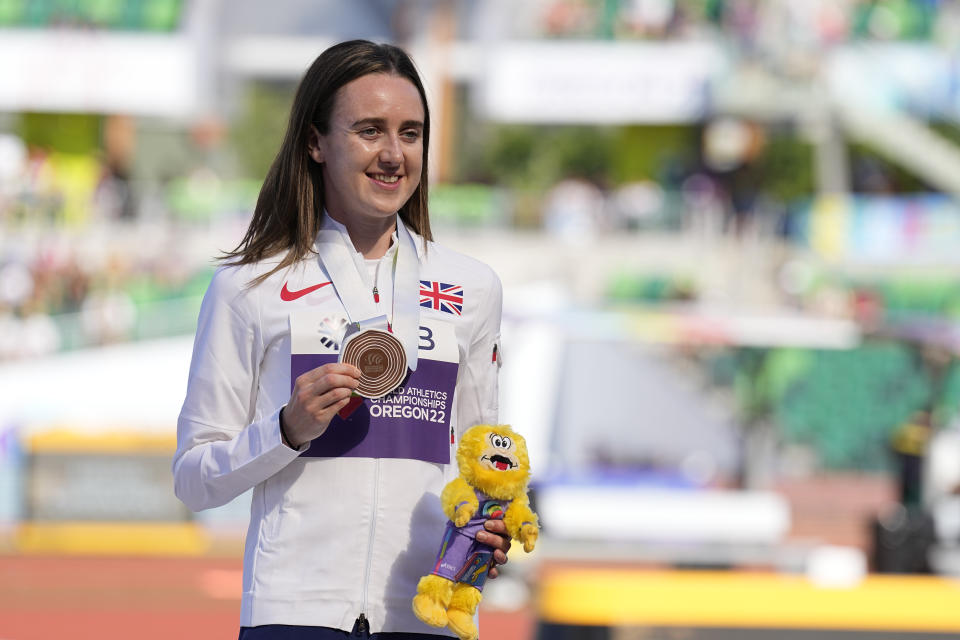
[412, 424, 539, 640]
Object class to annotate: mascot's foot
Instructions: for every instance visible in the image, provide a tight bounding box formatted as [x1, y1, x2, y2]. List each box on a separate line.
[446, 584, 483, 640]
[412, 575, 453, 628]
[412, 593, 447, 628]
[446, 608, 478, 640]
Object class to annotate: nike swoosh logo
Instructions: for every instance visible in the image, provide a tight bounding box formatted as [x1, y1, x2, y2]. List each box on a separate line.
[280, 281, 332, 301]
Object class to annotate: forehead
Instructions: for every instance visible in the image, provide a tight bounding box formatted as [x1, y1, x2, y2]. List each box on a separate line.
[330, 73, 425, 123]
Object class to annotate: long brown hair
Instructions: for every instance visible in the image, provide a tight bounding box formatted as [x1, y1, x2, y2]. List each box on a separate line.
[222, 40, 432, 283]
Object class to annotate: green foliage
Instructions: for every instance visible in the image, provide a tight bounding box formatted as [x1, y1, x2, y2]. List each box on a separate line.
[17, 112, 101, 155]
[475, 124, 693, 190]
[141, 0, 180, 30]
[753, 348, 816, 411]
[0, 0, 24, 22]
[755, 135, 815, 203]
[607, 272, 696, 303]
[705, 348, 739, 387]
[849, 142, 932, 192]
[721, 343, 940, 470]
[934, 360, 960, 426]
[850, 277, 960, 318]
[229, 82, 295, 181]
[850, 0, 935, 40]
[481, 126, 538, 187]
[428, 183, 501, 226]
[165, 177, 261, 222]
[481, 125, 615, 188]
[610, 126, 695, 186]
[85, 0, 124, 26]
[0, 0, 181, 30]
[774, 343, 931, 470]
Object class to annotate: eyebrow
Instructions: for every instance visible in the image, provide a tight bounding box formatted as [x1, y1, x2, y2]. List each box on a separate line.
[350, 117, 424, 130]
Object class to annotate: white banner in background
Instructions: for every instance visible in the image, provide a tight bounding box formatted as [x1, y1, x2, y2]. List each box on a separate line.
[477, 41, 725, 124]
[0, 32, 197, 117]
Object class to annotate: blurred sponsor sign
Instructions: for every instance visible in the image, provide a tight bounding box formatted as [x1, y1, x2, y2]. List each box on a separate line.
[476, 42, 724, 124]
[0, 32, 197, 116]
[15, 429, 207, 555]
[801, 194, 960, 263]
[0, 336, 192, 430]
[24, 430, 186, 522]
[538, 569, 960, 635]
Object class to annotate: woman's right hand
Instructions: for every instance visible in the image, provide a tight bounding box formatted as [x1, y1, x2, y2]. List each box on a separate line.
[281, 363, 362, 448]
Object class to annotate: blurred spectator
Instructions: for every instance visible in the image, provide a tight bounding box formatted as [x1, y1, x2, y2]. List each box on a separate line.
[681, 171, 724, 236]
[80, 289, 136, 345]
[543, 177, 606, 241]
[611, 180, 666, 230]
[891, 410, 933, 507]
[0, 261, 33, 309]
[0, 225, 215, 361]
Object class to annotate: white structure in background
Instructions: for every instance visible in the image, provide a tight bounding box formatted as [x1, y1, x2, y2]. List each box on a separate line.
[476, 41, 724, 124]
[927, 426, 960, 568]
[0, 2, 219, 118]
[0, 335, 193, 433]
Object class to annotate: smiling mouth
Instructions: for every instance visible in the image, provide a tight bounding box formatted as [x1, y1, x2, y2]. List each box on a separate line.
[369, 174, 400, 184]
[489, 454, 516, 471]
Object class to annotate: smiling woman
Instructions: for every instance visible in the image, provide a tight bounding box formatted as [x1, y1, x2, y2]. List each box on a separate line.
[308, 73, 425, 258]
[172, 41, 509, 640]
[220, 41, 433, 284]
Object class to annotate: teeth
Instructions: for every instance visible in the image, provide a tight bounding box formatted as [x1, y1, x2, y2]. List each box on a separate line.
[373, 174, 399, 183]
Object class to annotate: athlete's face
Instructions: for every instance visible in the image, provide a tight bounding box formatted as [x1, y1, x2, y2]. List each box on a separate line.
[310, 73, 425, 226]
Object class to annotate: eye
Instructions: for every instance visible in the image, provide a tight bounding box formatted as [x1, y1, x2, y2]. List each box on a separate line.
[359, 127, 379, 137]
[490, 434, 503, 448]
[501, 437, 512, 450]
[401, 129, 421, 142]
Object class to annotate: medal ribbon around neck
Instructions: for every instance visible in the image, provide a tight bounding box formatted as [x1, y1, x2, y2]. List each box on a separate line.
[315, 214, 420, 373]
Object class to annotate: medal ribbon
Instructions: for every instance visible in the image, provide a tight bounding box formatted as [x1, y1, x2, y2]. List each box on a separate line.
[315, 213, 420, 371]
[393, 219, 420, 372]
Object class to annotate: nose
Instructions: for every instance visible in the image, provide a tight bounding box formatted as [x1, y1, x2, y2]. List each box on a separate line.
[379, 134, 402, 166]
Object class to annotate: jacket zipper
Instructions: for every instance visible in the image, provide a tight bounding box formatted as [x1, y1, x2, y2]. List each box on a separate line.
[360, 458, 381, 630]
[355, 612, 369, 635]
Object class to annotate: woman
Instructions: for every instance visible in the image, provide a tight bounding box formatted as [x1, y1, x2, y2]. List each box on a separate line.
[173, 41, 508, 638]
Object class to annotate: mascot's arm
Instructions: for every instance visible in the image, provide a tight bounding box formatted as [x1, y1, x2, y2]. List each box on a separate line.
[441, 477, 479, 527]
[504, 494, 539, 552]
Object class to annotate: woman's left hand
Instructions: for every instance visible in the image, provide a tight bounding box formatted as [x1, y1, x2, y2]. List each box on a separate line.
[477, 519, 512, 579]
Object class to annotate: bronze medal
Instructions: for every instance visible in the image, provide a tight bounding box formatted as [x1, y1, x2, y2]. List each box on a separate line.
[340, 329, 407, 398]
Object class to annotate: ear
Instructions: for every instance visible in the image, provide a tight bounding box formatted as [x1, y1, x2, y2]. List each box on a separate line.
[307, 125, 324, 164]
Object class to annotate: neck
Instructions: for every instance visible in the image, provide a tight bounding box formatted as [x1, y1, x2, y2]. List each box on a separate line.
[327, 210, 396, 259]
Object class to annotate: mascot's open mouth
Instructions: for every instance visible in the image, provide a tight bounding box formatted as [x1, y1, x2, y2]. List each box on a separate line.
[490, 454, 516, 471]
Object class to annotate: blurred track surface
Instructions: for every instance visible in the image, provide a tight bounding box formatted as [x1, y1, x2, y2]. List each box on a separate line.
[0, 554, 531, 640]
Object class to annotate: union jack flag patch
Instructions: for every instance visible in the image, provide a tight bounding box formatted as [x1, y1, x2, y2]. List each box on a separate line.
[419, 280, 464, 316]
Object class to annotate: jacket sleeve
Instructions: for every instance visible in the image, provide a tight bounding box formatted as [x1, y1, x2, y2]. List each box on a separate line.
[172, 268, 302, 512]
[457, 267, 503, 434]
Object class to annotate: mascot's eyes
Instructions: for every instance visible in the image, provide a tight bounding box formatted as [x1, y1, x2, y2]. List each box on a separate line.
[489, 434, 512, 450]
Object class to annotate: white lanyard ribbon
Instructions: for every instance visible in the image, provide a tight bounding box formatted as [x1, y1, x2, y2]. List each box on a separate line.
[315, 214, 420, 371]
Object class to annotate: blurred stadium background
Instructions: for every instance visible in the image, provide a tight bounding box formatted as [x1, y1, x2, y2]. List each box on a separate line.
[4, 0, 960, 638]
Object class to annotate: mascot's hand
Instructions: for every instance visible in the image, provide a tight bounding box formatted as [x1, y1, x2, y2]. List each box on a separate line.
[453, 502, 474, 528]
[520, 524, 538, 553]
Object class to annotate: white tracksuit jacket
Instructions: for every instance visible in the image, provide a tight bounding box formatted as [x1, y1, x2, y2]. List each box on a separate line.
[172, 217, 501, 633]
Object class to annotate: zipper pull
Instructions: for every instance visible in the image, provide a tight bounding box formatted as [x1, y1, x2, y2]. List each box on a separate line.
[372, 286, 380, 303]
[355, 613, 369, 635]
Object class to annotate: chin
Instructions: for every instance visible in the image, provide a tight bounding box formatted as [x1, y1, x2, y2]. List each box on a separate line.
[369, 199, 411, 218]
